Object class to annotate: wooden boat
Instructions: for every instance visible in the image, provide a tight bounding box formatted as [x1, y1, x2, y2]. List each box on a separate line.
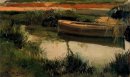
[58, 20, 126, 37]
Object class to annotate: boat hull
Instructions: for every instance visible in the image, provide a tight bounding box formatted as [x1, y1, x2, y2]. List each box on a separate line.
[58, 20, 125, 37]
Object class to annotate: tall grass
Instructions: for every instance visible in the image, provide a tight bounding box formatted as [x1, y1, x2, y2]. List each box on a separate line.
[42, 53, 95, 77]
[0, 10, 58, 27]
[0, 38, 49, 77]
[25, 11, 44, 25]
[0, 38, 95, 77]
[23, 42, 41, 57]
[65, 54, 95, 74]
[108, 5, 130, 41]
[0, 10, 97, 28]
[0, 24, 28, 48]
[55, 10, 97, 22]
[104, 51, 130, 77]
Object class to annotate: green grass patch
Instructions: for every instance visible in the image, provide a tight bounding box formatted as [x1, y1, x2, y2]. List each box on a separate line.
[0, 38, 48, 77]
[55, 10, 98, 22]
[0, 10, 97, 28]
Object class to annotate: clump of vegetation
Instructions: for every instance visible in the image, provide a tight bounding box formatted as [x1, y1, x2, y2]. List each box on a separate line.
[0, 39, 18, 77]
[42, 10, 58, 27]
[0, 10, 97, 28]
[23, 42, 41, 57]
[0, 10, 58, 27]
[25, 11, 44, 25]
[0, 38, 48, 77]
[104, 51, 130, 77]
[42, 53, 95, 77]
[0, 22, 28, 48]
[0, 20, 11, 33]
[11, 25, 28, 48]
[77, 15, 96, 22]
[3, 11, 45, 26]
[108, 4, 130, 41]
[65, 54, 95, 74]
[55, 10, 97, 22]
[55, 10, 78, 21]
[17, 58, 48, 77]
[43, 59, 64, 76]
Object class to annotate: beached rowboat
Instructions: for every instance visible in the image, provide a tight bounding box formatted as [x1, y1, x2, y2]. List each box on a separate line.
[58, 20, 126, 37]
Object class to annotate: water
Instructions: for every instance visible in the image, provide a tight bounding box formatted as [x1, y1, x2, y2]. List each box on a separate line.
[40, 34, 130, 67]
[125, 40, 130, 50]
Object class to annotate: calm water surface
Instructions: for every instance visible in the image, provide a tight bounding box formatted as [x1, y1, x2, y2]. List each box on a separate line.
[40, 35, 130, 67]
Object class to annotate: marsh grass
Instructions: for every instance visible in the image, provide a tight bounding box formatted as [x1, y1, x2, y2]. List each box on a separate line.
[65, 54, 95, 74]
[0, 10, 97, 28]
[42, 53, 95, 77]
[23, 42, 41, 58]
[104, 51, 130, 77]
[25, 11, 45, 25]
[55, 10, 97, 22]
[0, 39, 95, 77]
[0, 24, 28, 48]
[0, 38, 48, 77]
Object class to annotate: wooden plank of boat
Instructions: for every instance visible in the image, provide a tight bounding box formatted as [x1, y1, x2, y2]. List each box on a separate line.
[58, 20, 125, 37]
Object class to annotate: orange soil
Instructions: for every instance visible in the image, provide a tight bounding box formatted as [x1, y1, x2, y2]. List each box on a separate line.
[0, 2, 119, 11]
[0, 6, 71, 11]
[6, 2, 118, 9]
[53, 3, 117, 9]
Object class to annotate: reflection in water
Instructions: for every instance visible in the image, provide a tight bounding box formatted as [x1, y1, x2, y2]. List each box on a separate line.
[40, 34, 129, 67]
[65, 40, 74, 56]
[59, 33, 125, 48]
[125, 40, 130, 50]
